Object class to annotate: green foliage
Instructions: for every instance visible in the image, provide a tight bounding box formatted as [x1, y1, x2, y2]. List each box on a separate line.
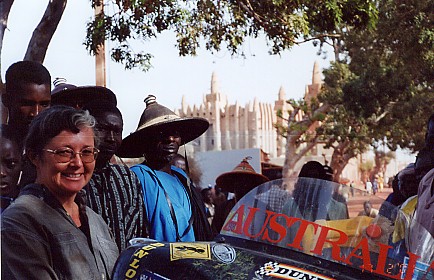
[85, 0, 378, 70]
[359, 160, 374, 172]
[332, 0, 434, 152]
[318, 62, 371, 157]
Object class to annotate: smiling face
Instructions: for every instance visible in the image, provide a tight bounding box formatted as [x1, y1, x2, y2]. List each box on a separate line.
[0, 137, 22, 198]
[32, 127, 96, 202]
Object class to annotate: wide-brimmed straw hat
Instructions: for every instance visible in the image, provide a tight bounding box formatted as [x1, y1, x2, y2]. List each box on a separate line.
[51, 78, 117, 107]
[116, 95, 209, 158]
[216, 157, 269, 193]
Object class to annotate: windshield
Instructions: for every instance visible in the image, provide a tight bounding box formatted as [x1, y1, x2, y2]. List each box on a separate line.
[220, 178, 433, 280]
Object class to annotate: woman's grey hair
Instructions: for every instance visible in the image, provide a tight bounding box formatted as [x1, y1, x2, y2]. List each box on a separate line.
[25, 105, 97, 157]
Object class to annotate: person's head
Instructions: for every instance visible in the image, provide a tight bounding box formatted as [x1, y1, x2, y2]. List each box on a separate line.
[363, 201, 372, 214]
[201, 187, 213, 204]
[0, 124, 23, 199]
[215, 157, 269, 199]
[116, 95, 209, 163]
[397, 163, 419, 199]
[298, 161, 332, 181]
[323, 165, 334, 182]
[4, 61, 51, 127]
[147, 126, 183, 166]
[51, 79, 117, 109]
[414, 147, 434, 182]
[82, 100, 123, 165]
[170, 154, 187, 172]
[25, 106, 98, 200]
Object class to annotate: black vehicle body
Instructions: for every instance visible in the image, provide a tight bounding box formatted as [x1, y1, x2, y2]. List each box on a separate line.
[113, 178, 434, 280]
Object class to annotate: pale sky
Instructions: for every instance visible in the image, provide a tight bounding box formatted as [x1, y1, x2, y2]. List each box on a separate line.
[2, 0, 334, 136]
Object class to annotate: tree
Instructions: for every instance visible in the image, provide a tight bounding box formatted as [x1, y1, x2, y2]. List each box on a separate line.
[314, 0, 433, 183]
[276, 98, 329, 178]
[0, 0, 379, 120]
[338, 0, 434, 153]
[372, 149, 395, 180]
[359, 159, 374, 183]
[0, 0, 67, 94]
[318, 62, 372, 181]
[85, 0, 377, 70]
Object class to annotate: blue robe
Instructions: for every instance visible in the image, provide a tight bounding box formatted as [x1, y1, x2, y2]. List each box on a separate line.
[131, 164, 195, 242]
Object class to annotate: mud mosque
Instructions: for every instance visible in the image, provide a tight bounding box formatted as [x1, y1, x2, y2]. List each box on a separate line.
[176, 62, 324, 162]
[175, 62, 407, 183]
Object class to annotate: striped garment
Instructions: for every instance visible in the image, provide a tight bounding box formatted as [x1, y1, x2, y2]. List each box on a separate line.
[85, 163, 149, 251]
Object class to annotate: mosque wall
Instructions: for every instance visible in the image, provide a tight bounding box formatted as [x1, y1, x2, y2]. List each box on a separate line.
[176, 62, 325, 163]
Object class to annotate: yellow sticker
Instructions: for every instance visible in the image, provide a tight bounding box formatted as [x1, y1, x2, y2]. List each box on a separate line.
[170, 243, 211, 261]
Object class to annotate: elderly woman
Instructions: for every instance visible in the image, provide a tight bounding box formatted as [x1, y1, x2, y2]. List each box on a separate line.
[1, 106, 119, 279]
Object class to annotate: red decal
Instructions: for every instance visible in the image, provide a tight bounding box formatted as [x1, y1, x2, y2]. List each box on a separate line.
[343, 238, 372, 271]
[288, 219, 320, 251]
[310, 225, 348, 262]
[373, 243, 400, 279]
[222, 204, 245, 234]
[262, 214, 301, 243]
[243, 208, 272, 239]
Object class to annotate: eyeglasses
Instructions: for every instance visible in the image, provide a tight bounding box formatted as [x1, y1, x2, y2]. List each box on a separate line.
[43, 147, 99, 163]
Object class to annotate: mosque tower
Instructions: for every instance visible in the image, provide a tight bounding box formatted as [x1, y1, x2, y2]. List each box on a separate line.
[177, 62, 322, 160]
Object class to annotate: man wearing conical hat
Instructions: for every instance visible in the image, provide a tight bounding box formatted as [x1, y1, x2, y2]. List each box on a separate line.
[116, 95, 213, 242]
[212, 157, 269, 233]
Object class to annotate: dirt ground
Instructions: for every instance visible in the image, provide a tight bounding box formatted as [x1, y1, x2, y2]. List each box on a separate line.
[346, 186, 393, 218]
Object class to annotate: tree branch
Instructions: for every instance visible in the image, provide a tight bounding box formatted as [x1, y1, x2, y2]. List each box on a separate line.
[1, 0, 14, 81]
[24, 0, 67, 62]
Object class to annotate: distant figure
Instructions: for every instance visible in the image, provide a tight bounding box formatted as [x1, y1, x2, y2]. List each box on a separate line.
[213, 157, 269, 232]
[378, 174, 384, 192]
[212, 186, 228, 208]
[358, 201, 379, 218]
[201, 187, 216, 228]
[171, 154, 187, 172]
[349, 181, 355, 197]
[0, 125, 22, 212]
[372, 178, 378, 195]
[284, 161, 348, 221]
[365, 180, 372, 194]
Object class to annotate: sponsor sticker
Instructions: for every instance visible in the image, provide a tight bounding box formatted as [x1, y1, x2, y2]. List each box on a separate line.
[125, 243, 165, 279]
[211, 244, 236, 264]
[401, 257, 433, 279]
[255, 262, 334, 280]
[170, 243, 211, 261]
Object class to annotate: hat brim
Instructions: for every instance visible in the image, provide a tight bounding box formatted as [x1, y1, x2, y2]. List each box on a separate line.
[51, 86, 117, 106]
[116, 117, 209, 158]
[216, 171, 269, 193]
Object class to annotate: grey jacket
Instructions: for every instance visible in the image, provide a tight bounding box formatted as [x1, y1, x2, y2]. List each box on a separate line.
[1, 184, 119, 280]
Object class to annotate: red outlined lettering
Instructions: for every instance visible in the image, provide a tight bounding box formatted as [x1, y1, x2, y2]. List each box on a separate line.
[223, 204, 426, 280]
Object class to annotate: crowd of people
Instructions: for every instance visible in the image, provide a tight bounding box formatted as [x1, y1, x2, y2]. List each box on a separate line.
[1, 60, 433, 279]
